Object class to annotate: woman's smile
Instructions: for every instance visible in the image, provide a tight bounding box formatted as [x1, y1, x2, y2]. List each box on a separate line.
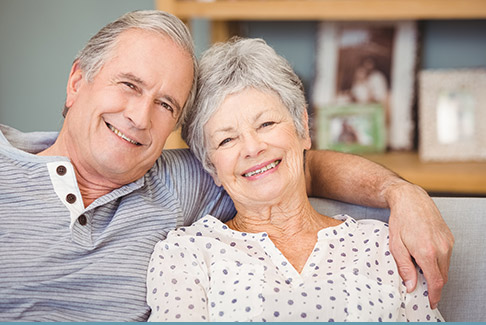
[242, 159, 281, 178]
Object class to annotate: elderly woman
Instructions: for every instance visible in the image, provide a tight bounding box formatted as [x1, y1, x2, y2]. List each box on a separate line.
[146, 38, 444, 322]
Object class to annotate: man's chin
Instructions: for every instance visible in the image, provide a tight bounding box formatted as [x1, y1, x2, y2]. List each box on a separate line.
[94, 159, 145, 182]
[102, 169, 145, 186]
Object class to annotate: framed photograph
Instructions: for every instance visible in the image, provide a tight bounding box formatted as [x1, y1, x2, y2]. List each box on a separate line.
[315, 103, 386, 154]
[419, 69, 486, 161]
[312, 21, 417, 150]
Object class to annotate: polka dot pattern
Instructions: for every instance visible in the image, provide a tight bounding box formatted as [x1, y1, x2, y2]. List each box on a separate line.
[147, 214, 444, 322]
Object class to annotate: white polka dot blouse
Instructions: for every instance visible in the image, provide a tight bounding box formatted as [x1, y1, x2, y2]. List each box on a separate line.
[147, 214, 444, 322]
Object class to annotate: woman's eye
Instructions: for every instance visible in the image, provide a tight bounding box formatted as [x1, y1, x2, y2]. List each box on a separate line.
[219, 138, 232, 147]
[260, 121, 275, 128]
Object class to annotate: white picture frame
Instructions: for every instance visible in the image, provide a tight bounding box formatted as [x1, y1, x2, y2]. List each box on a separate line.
[312, 21, 418, 150]
[419, 68, 486, 161]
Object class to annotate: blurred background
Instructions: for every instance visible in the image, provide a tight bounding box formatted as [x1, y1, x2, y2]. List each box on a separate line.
[1, 0, 485, 196]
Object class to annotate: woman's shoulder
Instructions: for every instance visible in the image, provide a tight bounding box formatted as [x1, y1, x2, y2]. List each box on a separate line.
[354, 217, 389, 231]
[327, 214, 390, 240]
[160, 215, 230, 247]
[151, 215, 222, 258]
[330, 214, 388, 229]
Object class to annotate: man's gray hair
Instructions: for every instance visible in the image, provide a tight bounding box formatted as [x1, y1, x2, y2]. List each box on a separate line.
[63, 10, 197, 127]
[181, 37, 308, 176]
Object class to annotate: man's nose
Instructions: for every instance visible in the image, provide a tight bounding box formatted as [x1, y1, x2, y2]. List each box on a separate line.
[124, 98, 152, 129]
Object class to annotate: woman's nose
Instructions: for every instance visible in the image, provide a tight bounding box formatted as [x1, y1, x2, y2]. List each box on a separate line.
[241, 132, 266, 158]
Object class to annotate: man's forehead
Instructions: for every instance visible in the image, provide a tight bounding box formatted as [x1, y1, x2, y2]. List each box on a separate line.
[103, 29, 177, 69]
[117, 28, 172, 47]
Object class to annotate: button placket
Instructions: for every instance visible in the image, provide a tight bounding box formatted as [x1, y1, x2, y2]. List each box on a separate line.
[56, 165, 67, 176]
[66, 193, 77, 204]
[47, 161, 85, 230]
[78, 214, 87, 226]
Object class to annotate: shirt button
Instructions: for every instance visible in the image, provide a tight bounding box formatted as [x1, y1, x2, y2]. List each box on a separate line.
[78, 214, 87, 226]
[56, 165, 67, 176]
[66, 193, 77, 204]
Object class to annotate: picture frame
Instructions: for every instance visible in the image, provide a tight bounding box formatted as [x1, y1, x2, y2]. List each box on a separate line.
[315, 103, 386, 154]
[312, 21, 418, 150]
[419, 68, 486, 161]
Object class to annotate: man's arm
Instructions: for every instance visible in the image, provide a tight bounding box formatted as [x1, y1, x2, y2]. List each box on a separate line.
[305, 150, 454, 309]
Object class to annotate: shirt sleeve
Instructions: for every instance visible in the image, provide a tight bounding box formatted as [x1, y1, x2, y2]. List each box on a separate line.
[400, 268, 445, 322]
[157, 149, 236, 225]
[146, 234, 210, 322]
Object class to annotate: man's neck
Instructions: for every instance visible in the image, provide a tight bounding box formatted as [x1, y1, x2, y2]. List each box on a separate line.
[37, 137, 124, 208]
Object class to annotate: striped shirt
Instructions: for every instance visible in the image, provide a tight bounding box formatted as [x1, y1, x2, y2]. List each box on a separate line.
[0, 124, 236, 321]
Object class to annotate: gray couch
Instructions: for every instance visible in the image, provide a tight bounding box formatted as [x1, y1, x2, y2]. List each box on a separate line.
[309, 196, 485, 322]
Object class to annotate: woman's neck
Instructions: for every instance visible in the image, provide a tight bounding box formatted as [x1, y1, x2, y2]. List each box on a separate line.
[227, 199, 325, 235]
[225, 197, 342, 273]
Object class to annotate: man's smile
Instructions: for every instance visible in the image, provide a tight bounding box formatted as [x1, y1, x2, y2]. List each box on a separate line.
[106, 122, 142, 146]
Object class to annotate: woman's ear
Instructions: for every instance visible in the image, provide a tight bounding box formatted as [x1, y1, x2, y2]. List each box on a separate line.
[302, 109, 312, 150]
[65, 61, 85, 108]
[211, 172, 222, 187]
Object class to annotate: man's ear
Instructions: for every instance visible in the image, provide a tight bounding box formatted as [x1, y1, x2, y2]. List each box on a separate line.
[65, 61, 85, 108]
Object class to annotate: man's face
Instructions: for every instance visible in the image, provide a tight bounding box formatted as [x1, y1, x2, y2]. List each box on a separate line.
[63, 28, 193, 186]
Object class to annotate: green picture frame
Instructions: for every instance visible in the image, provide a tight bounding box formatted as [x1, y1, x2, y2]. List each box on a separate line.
[314, 103, 386, 153]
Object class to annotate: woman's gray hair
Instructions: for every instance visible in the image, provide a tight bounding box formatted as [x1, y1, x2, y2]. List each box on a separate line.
[63, 10, 197, 127]
[182, 37, 308, 175]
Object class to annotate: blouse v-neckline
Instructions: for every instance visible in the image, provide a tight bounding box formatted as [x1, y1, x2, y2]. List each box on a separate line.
[201, 214, 353, 281]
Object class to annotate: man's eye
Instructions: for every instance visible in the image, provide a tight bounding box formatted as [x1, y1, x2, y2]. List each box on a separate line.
[122, 82, 137, 90]
[156, 101, 175, 114]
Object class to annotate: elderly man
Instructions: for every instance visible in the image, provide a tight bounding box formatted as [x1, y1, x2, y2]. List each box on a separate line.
[0, 10, 452, 321]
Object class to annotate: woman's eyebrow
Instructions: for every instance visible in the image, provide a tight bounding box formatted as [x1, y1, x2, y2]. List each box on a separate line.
[212, 126, 235, 134]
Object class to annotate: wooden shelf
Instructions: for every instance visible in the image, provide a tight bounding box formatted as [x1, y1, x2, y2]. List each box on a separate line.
[164, 128, 188, 149]
[157, 0, 486, 195]
[361, 152, 486, 195]
[157, 0, 486, 20]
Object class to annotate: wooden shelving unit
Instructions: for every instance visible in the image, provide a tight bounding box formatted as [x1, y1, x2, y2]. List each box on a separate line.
[157, 0, 486, 21]
[157, 0, 486, 195]
[362, 152, 486, 195]
[157, 0, 486, 41]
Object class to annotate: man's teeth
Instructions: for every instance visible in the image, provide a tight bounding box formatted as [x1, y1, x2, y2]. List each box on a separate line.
[244, 160, 281, 177]
[107, 124, 141, 145]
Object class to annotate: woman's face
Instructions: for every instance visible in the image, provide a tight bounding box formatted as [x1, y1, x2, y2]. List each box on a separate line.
[205, 88, 311, 206]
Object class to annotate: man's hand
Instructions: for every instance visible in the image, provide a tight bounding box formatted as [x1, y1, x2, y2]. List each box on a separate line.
[385, 181, 454, 309]
[305, 150, 454, 307]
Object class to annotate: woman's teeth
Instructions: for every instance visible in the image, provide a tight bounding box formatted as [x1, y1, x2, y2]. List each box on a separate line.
[107, 123, 141, 145]
[244, 160, 281, 177]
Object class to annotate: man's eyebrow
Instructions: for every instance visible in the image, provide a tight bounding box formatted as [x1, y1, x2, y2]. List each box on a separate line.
[118, 72, 146, 87]
[119, 72, 182, 113]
